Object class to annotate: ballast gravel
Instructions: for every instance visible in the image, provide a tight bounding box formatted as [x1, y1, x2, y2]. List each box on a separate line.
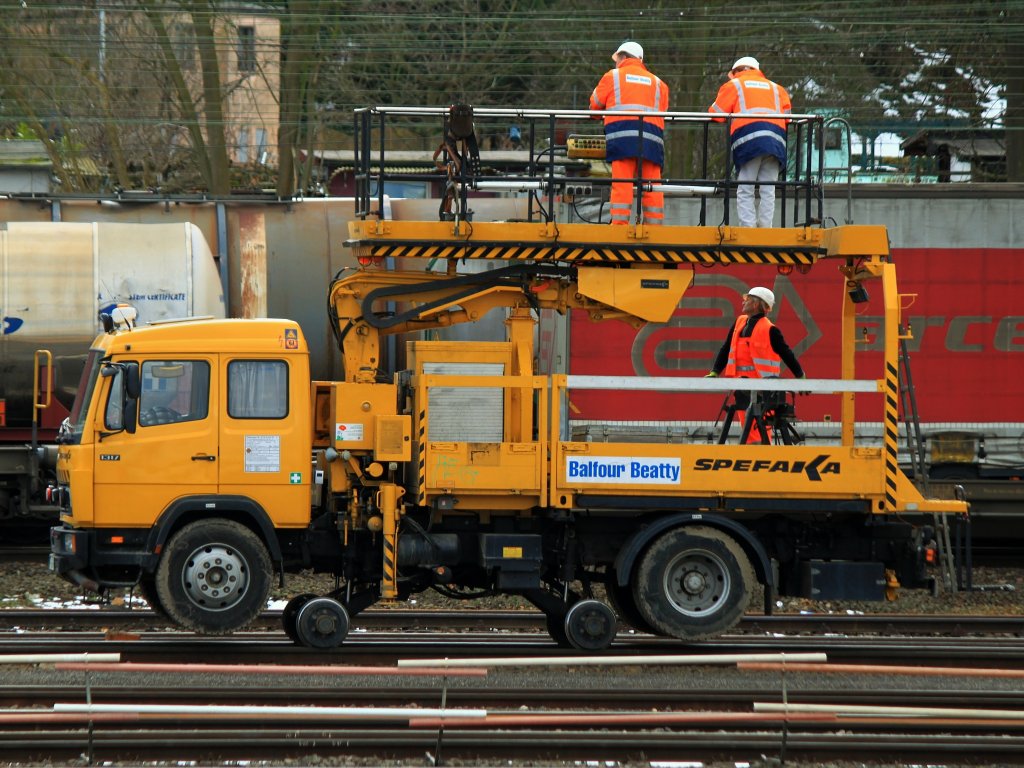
[1, 560, 1020, 616]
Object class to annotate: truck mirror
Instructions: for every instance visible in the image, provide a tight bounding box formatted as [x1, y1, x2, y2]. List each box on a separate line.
[123, 362, 140, 433]
[100, 362, 140, 436]
[123, 392, 138, 434]
[124, 362, 141, 399]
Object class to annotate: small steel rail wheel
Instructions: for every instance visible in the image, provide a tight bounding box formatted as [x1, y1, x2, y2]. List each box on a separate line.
[564, 599, 617, 651]
[294, 596, 350, 648]
[282, 593, 318, 643]
[545, 612, 573, 648]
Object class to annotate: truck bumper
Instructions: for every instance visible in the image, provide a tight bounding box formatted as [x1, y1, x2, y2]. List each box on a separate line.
[50, 524, 158, 592]
[48, 525, 98, 591]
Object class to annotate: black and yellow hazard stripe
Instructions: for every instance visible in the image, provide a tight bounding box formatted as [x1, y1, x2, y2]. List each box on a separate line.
[382, 529, 397, 597]
[380, 482, 402, 600]
[883, 360, 901, 512]
[353, 240, 822, 267]
[417, 407, 427, 506]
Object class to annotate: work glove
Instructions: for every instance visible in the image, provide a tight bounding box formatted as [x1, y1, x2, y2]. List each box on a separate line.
[704, 371, 718, 378]
[798, 373, 810, 396]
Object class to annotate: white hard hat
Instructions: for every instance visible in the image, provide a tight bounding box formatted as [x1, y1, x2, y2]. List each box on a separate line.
[732, 56, 760, 71]
[747, 286, 775, 310]
[615, 41, 644, 60]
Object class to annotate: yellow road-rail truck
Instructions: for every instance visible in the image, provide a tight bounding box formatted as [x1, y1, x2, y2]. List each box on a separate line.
[49, 108, 968, 650]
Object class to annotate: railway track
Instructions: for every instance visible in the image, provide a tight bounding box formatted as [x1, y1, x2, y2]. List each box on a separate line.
[0, 617, 1023, 667]
[3, 724, 1018, 766]
[2, 646, 1024, 765]
[1, 568, 1022, 764]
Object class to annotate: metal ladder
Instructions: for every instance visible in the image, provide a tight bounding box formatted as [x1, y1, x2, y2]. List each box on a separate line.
[897, 330, 960, 593]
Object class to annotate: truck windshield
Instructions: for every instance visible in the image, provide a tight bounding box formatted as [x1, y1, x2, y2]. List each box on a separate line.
[64, 350, 104, 445]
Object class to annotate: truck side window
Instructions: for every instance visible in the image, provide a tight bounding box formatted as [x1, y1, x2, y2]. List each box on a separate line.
[228, 360, 288, 419]
[103, 369, 124, 430]
[139, 360, 210, 427]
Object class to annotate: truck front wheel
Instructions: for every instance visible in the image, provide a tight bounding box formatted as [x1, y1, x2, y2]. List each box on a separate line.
[155, 519, 272, 635]
[634, 525, 753, 640]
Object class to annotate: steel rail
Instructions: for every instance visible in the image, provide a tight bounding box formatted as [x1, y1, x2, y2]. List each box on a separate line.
[2, 608, 1022, 636]
[2, 724, 1023, 764]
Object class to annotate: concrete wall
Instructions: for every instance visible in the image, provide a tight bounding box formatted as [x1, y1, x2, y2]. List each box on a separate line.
[677, 183, 1023, 249]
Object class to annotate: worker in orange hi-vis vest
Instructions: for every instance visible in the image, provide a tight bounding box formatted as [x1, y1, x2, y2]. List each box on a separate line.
[709, 56, 791, 228]
[589, 41, 670, 226]
[705, 287, 805, 444]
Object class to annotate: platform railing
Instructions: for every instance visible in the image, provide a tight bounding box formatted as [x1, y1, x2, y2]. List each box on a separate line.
[352, 105, 826, 228]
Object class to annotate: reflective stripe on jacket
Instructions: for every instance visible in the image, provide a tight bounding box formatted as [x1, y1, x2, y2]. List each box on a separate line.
[590, 59, 669, 166]
[724, 315, 781, 378]
[709, 69, 791, 168]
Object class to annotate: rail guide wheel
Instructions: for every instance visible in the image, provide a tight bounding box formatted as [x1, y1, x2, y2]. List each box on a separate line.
[293, 596, 350, 648]
[282, 593, 318, 643]
[563, 599, 617, 651]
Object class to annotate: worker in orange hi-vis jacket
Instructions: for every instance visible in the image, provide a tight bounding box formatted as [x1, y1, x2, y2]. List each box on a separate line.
[709, 56, 791, 228]
[589, 41, 670, 226]
[706, 287, 805, 444]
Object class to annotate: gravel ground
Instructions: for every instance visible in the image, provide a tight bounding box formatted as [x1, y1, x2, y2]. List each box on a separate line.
[1, 559, 1020, 616]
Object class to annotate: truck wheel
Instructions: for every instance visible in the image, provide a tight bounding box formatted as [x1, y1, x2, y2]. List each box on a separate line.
[634, 526, 753, 640]
[155, 519, 272, 635]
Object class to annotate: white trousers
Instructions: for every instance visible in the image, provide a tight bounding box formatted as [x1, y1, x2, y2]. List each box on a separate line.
[736, 155, 781, 228]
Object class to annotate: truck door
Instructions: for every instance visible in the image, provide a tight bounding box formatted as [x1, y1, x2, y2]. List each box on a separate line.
[217, 357, 310, 528]
[94, 358, 218, 528]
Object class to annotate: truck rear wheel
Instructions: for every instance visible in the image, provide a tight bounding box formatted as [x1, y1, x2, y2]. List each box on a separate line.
[155, 519, 272, 635]
[634, 525, 753, 640]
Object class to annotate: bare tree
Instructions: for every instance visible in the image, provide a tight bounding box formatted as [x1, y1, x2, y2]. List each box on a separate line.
[143, 2, 231, 194]
[0, 1, 1017, 191]
[276, 0, 334, 197]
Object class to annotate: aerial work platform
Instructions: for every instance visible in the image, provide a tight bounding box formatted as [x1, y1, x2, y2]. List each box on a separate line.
[347, 220, 890, 268]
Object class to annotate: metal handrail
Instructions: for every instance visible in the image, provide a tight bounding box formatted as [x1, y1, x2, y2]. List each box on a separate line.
[352, 105, 825, 228]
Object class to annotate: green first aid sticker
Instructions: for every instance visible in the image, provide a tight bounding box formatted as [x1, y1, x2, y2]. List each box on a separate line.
[289, 472, 302, 484]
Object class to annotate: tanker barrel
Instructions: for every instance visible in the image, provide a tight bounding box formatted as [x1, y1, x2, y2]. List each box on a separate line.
[397, 533, 461, 567]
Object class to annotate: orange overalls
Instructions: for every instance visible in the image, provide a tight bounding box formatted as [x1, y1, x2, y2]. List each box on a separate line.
[724, 314, 782, 443]
[590, 58, 669, 226]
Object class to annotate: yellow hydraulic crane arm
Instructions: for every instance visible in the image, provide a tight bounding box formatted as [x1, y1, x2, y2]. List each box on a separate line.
[328, 263, 692, 383]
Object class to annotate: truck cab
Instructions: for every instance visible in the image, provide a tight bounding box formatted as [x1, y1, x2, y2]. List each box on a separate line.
[50, 316, 314, 633]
